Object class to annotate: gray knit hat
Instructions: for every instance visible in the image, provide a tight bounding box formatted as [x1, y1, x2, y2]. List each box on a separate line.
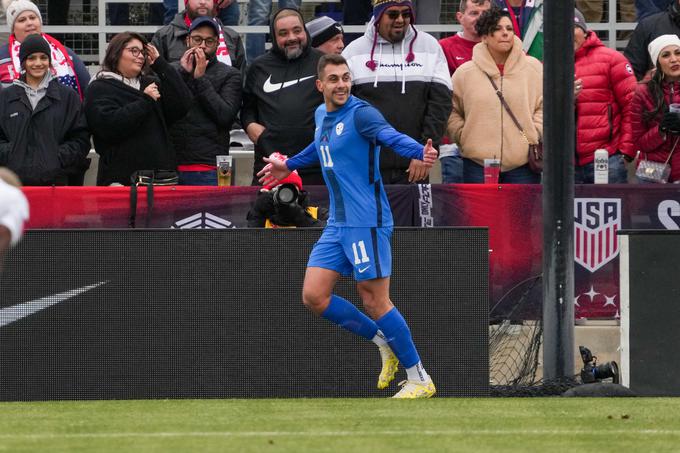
[574, 9, 588, 33]
[306, 16, 343, 48]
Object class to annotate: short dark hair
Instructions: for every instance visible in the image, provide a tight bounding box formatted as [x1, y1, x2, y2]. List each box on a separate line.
[459, 0, 490, 13]
[474, 7, 510, 37]
[317, 53, 348, 78]
[102, 31, 149, 74]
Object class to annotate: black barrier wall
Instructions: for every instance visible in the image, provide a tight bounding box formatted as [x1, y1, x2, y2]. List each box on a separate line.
[0, 229, 488, 400]
[620, 231, 680, 396]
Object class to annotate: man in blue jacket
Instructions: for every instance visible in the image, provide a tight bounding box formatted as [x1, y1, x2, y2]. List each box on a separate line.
[258, 54, 438, 398]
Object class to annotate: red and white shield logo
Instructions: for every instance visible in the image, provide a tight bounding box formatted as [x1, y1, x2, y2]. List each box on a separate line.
[574, 198, 621, 273]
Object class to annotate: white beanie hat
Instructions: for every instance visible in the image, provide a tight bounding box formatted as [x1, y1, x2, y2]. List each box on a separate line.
[648, 34, 680, 67]
[3, 0, 42, 34]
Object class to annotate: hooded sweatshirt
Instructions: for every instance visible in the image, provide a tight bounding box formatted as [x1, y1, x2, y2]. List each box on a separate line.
[241, 8, 324, 185]
[342, 17, 452, 181]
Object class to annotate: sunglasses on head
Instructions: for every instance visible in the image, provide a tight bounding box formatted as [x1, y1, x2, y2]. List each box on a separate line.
[385, 10, 412, 20]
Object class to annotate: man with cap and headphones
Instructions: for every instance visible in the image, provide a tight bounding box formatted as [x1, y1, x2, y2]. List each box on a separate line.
[306, 16, 344, 55]
[0, 34, 89, 186]
[573, 8, 637, 184]
[170, 16, 242, 186]
[342, 0, 452, 184]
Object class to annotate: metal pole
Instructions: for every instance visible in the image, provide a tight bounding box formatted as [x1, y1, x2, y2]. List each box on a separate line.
[542, 0, 575, 380]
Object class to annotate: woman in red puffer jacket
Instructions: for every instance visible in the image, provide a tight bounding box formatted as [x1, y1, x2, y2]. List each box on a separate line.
[630, 34, 680, 183]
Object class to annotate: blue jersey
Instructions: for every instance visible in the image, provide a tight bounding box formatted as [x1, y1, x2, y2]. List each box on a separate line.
[286, 96, 423, 227]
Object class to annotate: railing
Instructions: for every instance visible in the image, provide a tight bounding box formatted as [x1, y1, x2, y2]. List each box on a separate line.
[37, 0, 638, 65]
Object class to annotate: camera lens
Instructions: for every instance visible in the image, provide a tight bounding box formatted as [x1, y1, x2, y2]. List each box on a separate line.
[273, 184, 298, 205]
[593, 361, 619, 384]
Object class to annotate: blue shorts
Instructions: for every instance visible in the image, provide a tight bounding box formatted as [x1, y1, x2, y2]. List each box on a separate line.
[307, 226, 392, 281]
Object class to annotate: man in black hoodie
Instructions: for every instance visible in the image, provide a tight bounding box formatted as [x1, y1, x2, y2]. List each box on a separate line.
[625, 0, 680, 80]
[241, 8, 325, 185]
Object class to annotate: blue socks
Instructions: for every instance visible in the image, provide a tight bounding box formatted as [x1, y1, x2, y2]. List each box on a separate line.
[375, 307, 420, 368]
[321, 294, 379, 340]
[321, 297, 421, 371]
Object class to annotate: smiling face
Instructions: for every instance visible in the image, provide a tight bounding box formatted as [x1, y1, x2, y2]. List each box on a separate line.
[482, 16, 514, 56]
[316, 63, 351, 111]
[117, 38, 146, 78]
[377, 6, 413, 43]
[658, 45, 680, 81]
[13, 10, 42, 43]
[274, 14, 307, 60]
[23, 52, 49, 83]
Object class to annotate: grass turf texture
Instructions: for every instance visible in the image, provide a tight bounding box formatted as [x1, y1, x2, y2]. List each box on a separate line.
[0, 398, 679, 452]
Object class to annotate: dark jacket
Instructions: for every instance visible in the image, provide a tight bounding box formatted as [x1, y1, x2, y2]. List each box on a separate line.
[0, 79, 90, 186]
[83, 57, 192, 186]
[152, 12, 245, 77]
[171, 57, 242, 165]
[625, 3, 680, 80]
[240, 8, 324, 184]
[0, 41, 91, 99]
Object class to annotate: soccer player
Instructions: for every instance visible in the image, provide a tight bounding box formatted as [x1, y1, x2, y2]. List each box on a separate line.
[0, 168, 29, 271]
[258, 53, 437, 398]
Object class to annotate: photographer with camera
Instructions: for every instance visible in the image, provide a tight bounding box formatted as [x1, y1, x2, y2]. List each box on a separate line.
[247, 158, 326, 227]
[171, 16, 242, 186]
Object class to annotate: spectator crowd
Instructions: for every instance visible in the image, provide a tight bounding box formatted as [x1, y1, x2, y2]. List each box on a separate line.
[1, 0, 680, 186]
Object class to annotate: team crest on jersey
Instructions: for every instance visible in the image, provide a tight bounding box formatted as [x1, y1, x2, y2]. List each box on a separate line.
[574, 198, 621, 273]
[336, 122, 344, 136]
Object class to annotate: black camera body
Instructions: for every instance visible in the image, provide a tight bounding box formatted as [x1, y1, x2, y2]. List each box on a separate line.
[579, 346, 619, 384]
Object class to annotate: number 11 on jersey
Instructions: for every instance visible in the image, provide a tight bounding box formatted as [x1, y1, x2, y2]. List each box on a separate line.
[320, 145, 334, 168]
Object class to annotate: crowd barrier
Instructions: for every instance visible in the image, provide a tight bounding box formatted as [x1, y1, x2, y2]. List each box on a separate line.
[20, 184, 680, 319]
[0, 228, 489, 400]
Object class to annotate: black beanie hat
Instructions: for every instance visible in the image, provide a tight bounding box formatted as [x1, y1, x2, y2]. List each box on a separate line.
[19, 34, 51, 65]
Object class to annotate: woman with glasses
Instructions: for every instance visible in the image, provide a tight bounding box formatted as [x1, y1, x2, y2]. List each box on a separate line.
[0, 0, 90, 99]
[447, 7, 543, 183]
[84, 32, 192, 186]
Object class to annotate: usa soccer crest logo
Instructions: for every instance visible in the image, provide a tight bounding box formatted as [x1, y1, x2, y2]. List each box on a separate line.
[574, 198, 621, 273]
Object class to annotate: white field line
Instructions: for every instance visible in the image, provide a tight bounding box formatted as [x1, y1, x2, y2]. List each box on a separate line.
[0, 429, 679, 439]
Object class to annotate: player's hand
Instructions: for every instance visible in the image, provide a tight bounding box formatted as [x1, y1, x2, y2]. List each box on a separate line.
[422, 138, 437, 167]
[407, 159, 430, 183]
[257, 154, 291, 186]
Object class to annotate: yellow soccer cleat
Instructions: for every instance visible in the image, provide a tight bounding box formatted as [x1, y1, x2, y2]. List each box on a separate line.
[377, 345, 399, 390]
[392, 380, 436, 399]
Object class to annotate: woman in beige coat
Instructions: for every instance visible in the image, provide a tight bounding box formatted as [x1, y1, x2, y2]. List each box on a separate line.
[448, 7, 543, 183]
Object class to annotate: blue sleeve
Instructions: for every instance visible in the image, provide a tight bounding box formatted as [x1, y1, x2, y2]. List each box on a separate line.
[286, 142, 319, 171]
[354, 105, 424, 160]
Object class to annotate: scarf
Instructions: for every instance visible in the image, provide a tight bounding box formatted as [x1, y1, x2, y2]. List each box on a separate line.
[183, 14, 232, 66]
[95, 71, 142, 91]
[9, 33, 83, 100]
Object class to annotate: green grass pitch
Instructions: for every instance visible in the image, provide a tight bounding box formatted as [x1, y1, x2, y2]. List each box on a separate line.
[1, 398, 679, 452]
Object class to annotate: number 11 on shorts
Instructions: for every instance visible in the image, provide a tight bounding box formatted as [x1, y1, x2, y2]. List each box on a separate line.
[352, 240, 370, 265]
